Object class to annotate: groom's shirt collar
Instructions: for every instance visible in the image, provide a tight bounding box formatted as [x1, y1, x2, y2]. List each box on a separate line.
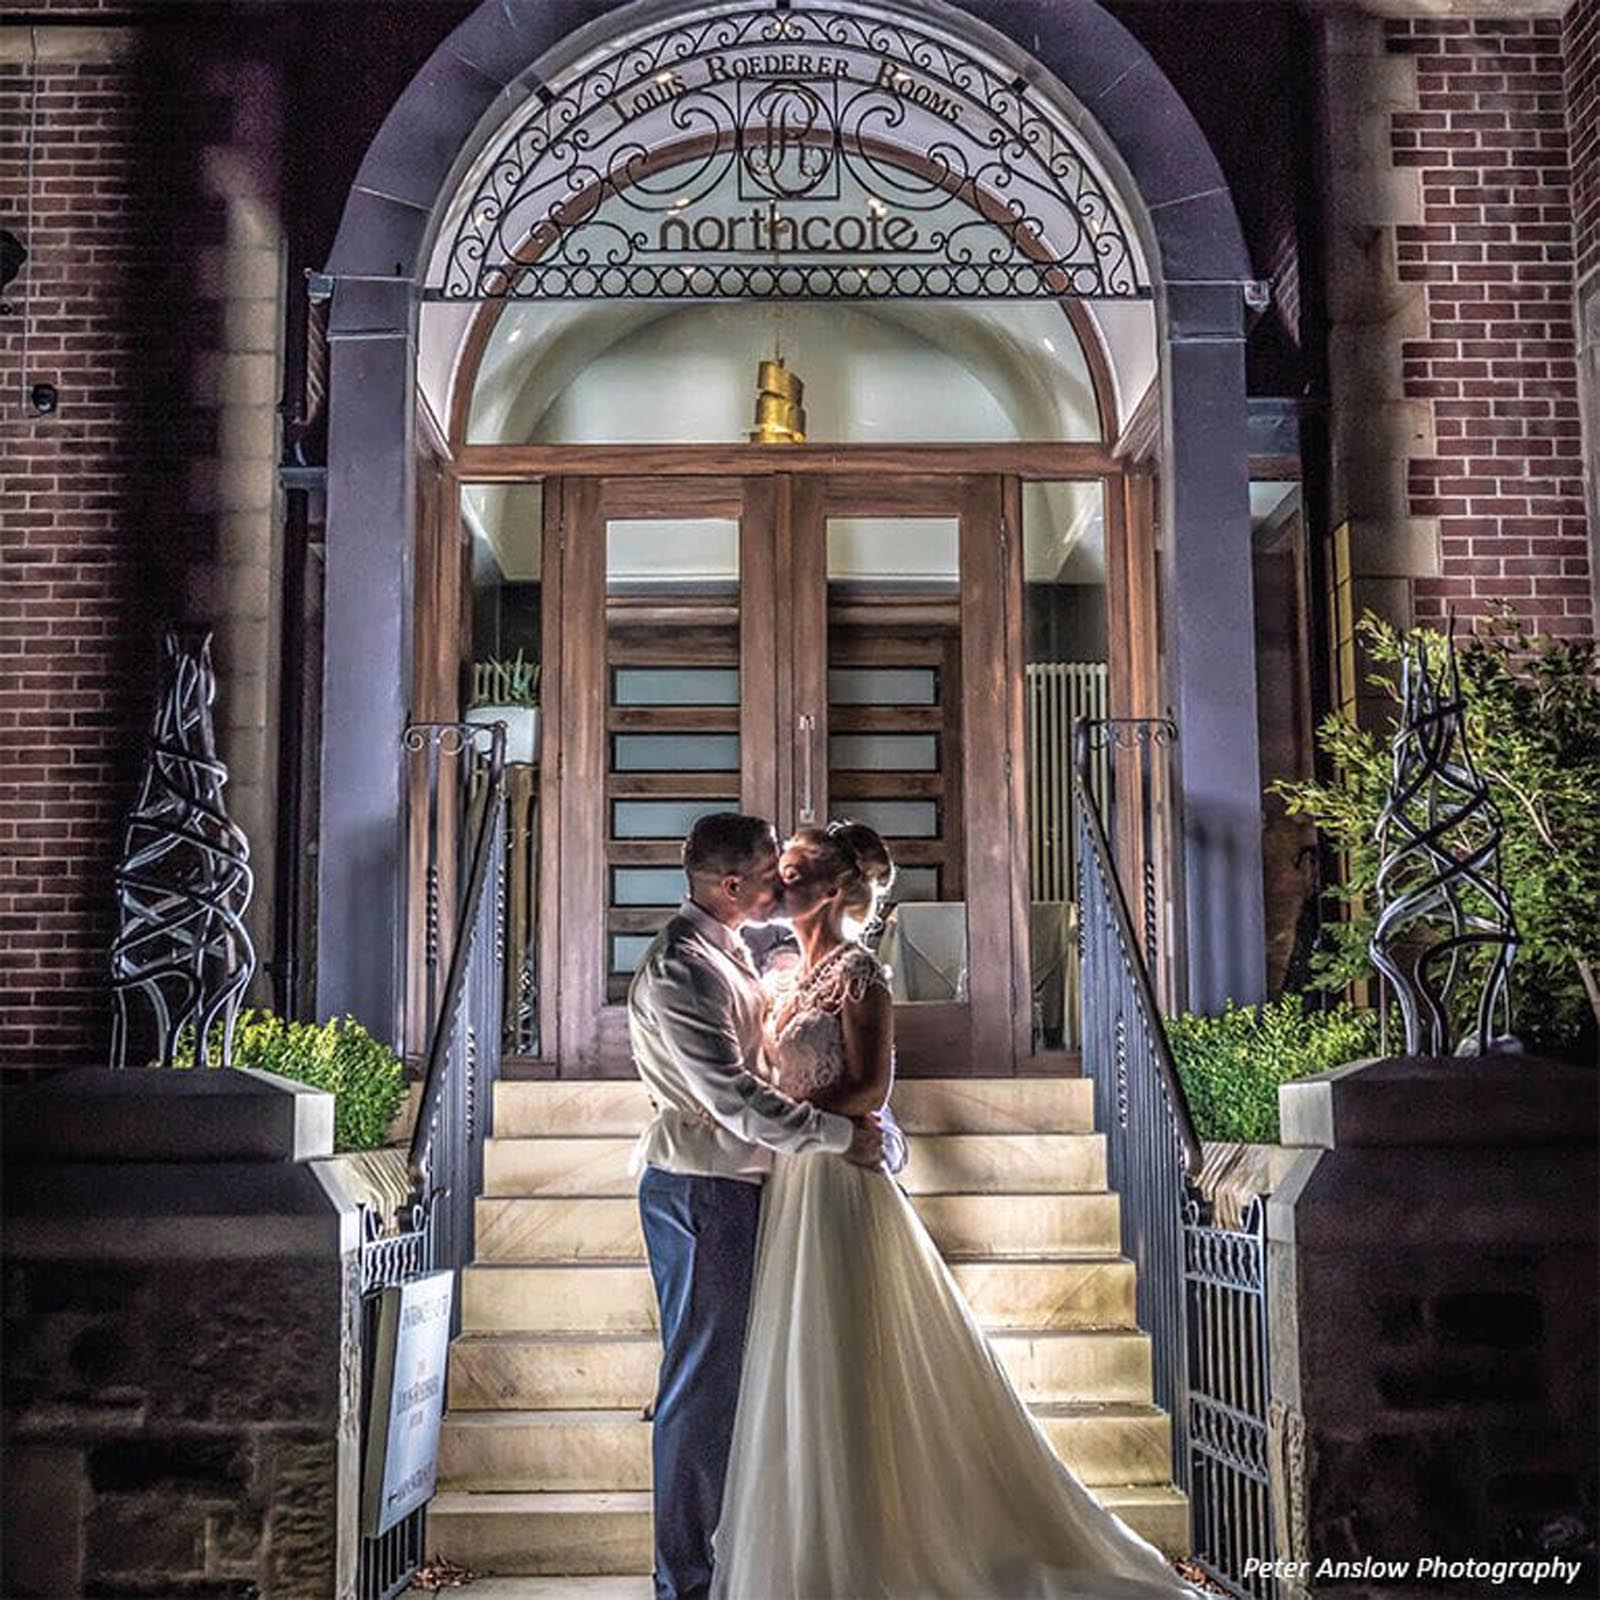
[680, 898, 755, 971]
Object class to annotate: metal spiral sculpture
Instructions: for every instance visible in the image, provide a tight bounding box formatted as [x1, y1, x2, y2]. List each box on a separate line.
[112, 630, 256, 1067]
[1369, 624, 1517, 1055]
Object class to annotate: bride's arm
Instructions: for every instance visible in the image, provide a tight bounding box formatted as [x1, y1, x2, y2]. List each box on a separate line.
[809, 983, 893, 1117]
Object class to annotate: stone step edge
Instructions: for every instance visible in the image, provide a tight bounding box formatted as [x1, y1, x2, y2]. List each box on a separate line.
[462, 1251, 1132, 1269]
[479, 1180, 1115, 1198]
[427, 1485, 1187, 1515]
[447, 1325, 1152, 1346]
[441, 1401, 1169, 1427]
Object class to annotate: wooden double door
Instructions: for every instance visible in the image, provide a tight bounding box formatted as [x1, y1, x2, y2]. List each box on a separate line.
[537, 470, 1038, 1077]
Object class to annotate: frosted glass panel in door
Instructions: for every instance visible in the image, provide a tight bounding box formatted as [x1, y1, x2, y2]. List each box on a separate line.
[826, 517, 964, 988]
[606, 516, 741, 1001]
[613, 733, 741, 771]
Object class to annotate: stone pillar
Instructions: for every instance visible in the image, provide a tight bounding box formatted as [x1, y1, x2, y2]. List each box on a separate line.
[1164, 283, 1269, 1011]
[1, 1069, 363, 1599]
[1265, 1055, 1598, 1596]
[1578, 272, 1600, 638]
[1320, 7, 1436, 730]
[315, 276, 418, 1046]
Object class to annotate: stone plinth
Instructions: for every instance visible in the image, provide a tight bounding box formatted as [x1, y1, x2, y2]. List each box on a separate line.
[2, 1067, 362, 1599]
[1266, 1055, 1597, 1598]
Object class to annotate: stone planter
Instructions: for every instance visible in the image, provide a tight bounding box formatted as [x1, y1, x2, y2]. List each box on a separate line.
[1, 1067, 365, 1599]
[465, 703, 538, 766]
[1195, 1139, 1300, 1229]
[1263, 1054, 1597, 1597]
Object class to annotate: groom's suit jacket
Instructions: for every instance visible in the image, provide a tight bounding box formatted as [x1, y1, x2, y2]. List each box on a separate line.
[628, 900, 853, 1183]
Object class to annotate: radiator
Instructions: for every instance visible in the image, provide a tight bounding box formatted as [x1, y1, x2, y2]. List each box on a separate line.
[1026, 661, 1108, 903]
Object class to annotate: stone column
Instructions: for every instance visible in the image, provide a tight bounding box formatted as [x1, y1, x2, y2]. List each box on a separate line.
[1164, 283, 1269, 1011]
[316, 276, 418, 1045]
[1265, 1054, 1598, 1595]
[1320, 7, 1437, 729]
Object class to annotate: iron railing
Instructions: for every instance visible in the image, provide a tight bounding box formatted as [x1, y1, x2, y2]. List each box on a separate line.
[1072, 714, 1277, 1598]
[351, 723, 506, 1600]
[1185, 1197, 1278, 1600]
[403, 721, 508, 1290]
[1074, 717, 1200, 1484]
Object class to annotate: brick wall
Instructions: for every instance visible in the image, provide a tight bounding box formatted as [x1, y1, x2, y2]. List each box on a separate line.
[0, 20, 284, 1065]
[1387, 16, 1592, 638]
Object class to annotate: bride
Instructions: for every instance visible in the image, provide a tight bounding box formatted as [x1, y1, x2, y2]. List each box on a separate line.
[711, 820, 1202, 1600]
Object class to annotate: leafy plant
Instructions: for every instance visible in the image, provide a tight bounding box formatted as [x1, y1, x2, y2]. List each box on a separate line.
[1168, 996, 1380, 1144]
[176, 1010, 407, 1152]
[471, 650, 540, 709]
[1274, 609, 1600, 1059]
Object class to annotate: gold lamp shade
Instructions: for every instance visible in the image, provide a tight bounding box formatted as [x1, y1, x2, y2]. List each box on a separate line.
[749, 357, 806, 444]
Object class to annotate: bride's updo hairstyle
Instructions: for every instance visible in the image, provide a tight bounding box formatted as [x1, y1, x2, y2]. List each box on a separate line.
[793, 819, 895, 925]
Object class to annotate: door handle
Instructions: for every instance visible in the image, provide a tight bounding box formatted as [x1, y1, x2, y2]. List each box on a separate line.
[798, 713, 816, 824]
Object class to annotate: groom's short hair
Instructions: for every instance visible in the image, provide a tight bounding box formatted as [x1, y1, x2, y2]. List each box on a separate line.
[683, 813, 777, 881]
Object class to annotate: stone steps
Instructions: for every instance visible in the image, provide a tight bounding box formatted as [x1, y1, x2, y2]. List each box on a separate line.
[439, 1583, 653, 1600]
[446, 1328, 1155, 1412]
[438, 1402, 1173, 1492]
[474, 1190, 1122, 1262]
[434, 1076, 1189, 1579]
[483, 1130, 1108, 1197]
[491, 1074, 1095, 1138]
[425, 1484, 1191, 1573]
[460, 1255, 1136, 1334]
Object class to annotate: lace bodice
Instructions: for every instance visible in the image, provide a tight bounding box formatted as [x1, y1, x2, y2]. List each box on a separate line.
[764, 942, 891, 1102]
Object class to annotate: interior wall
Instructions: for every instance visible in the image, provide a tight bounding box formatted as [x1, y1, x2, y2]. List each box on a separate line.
[461, 300, 1119, 448]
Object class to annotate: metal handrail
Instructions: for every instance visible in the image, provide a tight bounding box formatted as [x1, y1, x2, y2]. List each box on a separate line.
[405, 722, 507, 1223]
[1072, 719, 1201, 1175]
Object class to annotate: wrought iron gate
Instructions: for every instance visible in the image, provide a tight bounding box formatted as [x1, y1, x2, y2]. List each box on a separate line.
[357, 1199, 437, 1600]
[1185, 1197, 1278, 1600]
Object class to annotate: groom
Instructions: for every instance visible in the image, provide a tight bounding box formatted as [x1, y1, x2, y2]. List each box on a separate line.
[629, 812, 885, 1600]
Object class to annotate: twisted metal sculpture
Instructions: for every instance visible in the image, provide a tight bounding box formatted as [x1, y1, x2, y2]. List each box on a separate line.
[1369, 624, 1517, 1055]
[111, 630, 256, 1067]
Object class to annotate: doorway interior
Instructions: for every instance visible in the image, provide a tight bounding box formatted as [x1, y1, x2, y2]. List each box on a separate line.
[416, 298, 1172, 1080]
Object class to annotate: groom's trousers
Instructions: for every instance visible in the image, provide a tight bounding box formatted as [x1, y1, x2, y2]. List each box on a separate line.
[638, 1164, 762, 1600]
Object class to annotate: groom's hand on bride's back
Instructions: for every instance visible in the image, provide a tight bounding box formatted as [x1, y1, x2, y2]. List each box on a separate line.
[843, 1114, 886, 1168]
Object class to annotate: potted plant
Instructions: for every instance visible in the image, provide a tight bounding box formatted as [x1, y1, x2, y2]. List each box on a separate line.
[467, 649, 541, 765]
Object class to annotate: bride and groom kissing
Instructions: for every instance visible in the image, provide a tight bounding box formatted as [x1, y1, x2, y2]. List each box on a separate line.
[629, 812, 1200, 1600]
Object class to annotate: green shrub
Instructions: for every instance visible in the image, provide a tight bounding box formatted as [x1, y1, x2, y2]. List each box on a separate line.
[177, 1011, 407, 1152]
[1168, 996, 1380, 1145]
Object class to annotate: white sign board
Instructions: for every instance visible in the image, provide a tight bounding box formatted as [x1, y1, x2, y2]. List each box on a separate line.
[362, 1269, 454, 1537]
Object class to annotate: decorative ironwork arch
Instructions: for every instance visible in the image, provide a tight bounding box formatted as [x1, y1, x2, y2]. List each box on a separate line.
[428, 0, 1149, 302]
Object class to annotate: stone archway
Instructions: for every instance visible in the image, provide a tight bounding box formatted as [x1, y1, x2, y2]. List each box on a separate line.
[315, 0, 1265, 1039]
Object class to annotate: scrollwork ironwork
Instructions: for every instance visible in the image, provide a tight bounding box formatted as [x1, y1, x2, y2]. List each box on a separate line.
[430, 2, 1146, 302]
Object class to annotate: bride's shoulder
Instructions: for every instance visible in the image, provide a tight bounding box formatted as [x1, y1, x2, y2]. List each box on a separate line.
[838, 942, 891, 1000]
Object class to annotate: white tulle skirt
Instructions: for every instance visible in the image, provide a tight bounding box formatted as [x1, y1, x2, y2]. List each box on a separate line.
[710, 1151, 1202, 1600]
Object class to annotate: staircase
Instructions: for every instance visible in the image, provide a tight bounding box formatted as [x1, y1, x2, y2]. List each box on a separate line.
[427, 1075, 1189, 1588]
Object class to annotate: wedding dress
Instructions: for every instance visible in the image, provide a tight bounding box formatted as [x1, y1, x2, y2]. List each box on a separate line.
[711, 941, 1200, 1600]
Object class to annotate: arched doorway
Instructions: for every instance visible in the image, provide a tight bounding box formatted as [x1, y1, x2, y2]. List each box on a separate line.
[315, 0, 1266, 1060]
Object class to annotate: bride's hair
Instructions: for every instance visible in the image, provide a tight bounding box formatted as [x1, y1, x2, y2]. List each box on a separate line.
[793, 820, 895, 922]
